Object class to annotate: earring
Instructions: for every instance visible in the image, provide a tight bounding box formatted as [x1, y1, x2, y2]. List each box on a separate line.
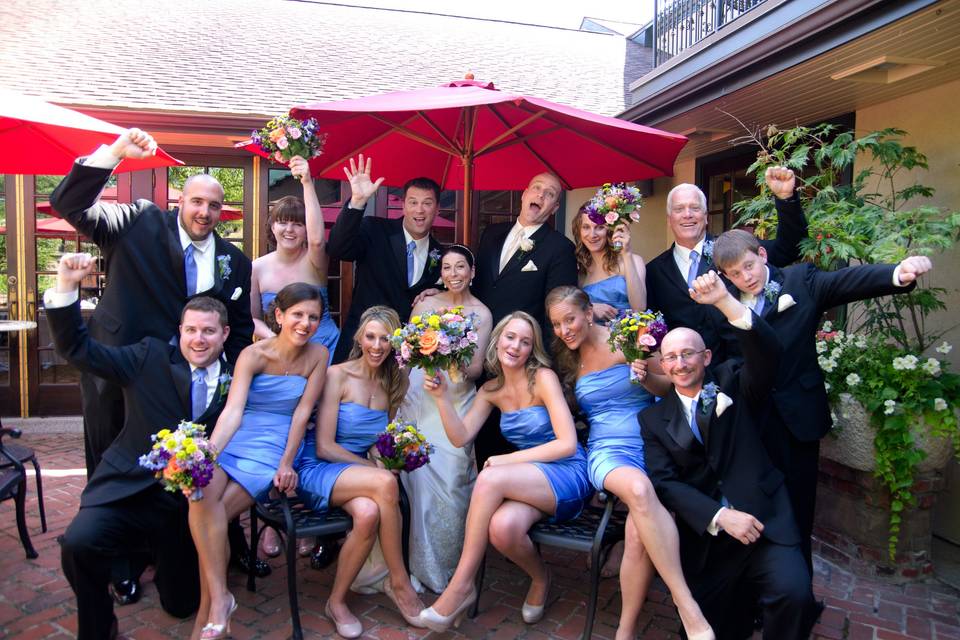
[589, 321, 594, 327]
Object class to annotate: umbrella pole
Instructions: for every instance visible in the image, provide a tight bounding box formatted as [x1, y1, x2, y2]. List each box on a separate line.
[461, 154, 474, 246]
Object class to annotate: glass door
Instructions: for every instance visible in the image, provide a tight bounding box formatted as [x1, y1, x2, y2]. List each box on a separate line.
[0, 174, 22, 416]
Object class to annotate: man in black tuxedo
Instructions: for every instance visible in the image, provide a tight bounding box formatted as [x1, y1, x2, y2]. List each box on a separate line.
[713, 228, 932, 573]
[470, 172, 578, 465]
[47, 253, 232, 640]
[327, 155, 443, 363]
[640, 271, 817, 639]
[645, 167, 807, 364]
[49, 128, 258, 598]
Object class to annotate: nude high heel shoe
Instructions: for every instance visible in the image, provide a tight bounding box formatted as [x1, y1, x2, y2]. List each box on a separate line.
[324, 601, 363, 639]
[521, 573, 551, 624]
[383, 579, 426, 627]
[417, 586, 477, 633]
[200, 594, 237, 640]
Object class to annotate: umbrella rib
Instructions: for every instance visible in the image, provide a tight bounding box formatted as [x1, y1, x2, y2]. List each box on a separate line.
[483, 105, 572, 189]
[440, 152, 453, 189]
[316, 114, 423, 175]
[367, 114, 459, 157]
[473, 110, 548, 156]
[417, 111, 463, 156]
[474, 125, 562, 157]
[513, 103, 668, 174]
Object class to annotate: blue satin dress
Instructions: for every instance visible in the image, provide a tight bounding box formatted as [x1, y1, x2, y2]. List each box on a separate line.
[575, 364, 654, 490]
[582, 275, 630, 312]
[499, 406, 592, 522]
[295, 402, 387, 513]
[219, 374, 307, 501]
[261, 285, 339, 364]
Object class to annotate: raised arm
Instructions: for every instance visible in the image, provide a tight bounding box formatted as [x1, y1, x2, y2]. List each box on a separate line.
[611, 224, 647, 311]
[274, 345, 328, 492]
[326, 155, 384, 262]
[289, 155, 330, 280]
[423, 374, 495, 447]
[760, 166, 808, 268]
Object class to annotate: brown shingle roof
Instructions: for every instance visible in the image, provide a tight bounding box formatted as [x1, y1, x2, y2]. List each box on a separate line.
[0, 0, 649, 117]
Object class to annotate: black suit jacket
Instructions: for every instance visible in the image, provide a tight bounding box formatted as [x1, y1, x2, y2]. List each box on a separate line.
[646, 195, 807, 364]
[49, 162, 253, 363]
[48, 301, 228, 508]
[327, 202, 443, 363]
[640, 314, 799, 577]
[728, 262, 912, 442]
[472, 221, 578, 335]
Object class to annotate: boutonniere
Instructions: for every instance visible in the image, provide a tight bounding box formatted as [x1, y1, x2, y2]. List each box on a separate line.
[777, 293, 796, 312]
[216, 373, 232, 402]
[428, 248, 441, 270]
[763, 279, 781, 302]
[217, 255, 232, 280]
[699, 381, 719, 414]
[517, 236, 535, 260]
[701, 239, 714, 264]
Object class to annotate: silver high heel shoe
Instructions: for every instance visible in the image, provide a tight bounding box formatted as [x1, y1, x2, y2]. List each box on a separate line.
[418, 586, 477, 632]
[521, 573, 551, 624]
[324, 601, 363, 639]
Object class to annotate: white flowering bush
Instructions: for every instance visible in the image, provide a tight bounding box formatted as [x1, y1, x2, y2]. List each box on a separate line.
[818, 324, 960, 557]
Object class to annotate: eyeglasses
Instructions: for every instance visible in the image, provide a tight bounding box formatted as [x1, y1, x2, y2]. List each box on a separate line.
[660, 349, 706, 365]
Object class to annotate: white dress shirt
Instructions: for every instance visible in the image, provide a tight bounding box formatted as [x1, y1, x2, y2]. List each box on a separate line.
[739, 266, 772, 312]
[499, 222, 542, 271]
[402, 227, 430, 286]
[672, 237, 706, 280]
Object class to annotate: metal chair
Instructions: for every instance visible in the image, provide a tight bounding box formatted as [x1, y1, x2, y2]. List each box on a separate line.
[0, 439, 46, 533]
[0, 428, 39, 559]
[472, 491, 627, 640]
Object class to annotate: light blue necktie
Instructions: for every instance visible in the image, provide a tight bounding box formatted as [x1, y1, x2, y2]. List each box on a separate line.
[406, 240, 416, 287]
[686, 250, 700, 288]
[191, 367, 208, 420]
[754, 294, 765, 315]
[689, 398, 704, 444]
[184, 244, 198, 296]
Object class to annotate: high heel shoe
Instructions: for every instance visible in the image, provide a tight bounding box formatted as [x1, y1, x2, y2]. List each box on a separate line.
[418, 586, 477, 633]
[324, 600, 363, 638]
[200, 594, 237, 640]
[383, 579, 426, 627]
[297, 536, 314, 557]
[259, 528, 281, 558]
[521, 573, 551, 624]
[687, 630, 715, 640]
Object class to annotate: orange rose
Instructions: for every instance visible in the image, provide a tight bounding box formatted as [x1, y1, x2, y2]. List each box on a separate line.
[162, 459, 181, 481]
[605, 195, 618, 208]
[419, 329, 439, 355]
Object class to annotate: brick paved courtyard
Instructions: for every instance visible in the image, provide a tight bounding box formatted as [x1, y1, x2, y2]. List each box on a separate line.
[2, 431, 959, 639]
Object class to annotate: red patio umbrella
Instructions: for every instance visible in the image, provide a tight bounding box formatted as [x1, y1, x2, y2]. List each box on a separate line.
[0, 89, 182, 175]
[254, 78, 687, 243]
[36, 186, 243, 221]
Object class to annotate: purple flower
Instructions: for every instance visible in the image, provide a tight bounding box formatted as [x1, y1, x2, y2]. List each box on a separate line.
[588, 212, 605, 226]
[375, 433, 397, 459]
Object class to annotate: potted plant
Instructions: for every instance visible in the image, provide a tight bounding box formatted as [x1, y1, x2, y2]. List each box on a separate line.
[729, 122, 960, 561]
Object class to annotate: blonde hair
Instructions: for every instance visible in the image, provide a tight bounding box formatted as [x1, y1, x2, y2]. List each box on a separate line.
[572, 204, 620, 277]
[484, 311, 552, 392]
[544, 285, 592, 408]
[348, 306, 407, 413]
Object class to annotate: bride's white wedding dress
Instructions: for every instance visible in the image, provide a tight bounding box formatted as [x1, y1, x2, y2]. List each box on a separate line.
[400, 366, 477, 593]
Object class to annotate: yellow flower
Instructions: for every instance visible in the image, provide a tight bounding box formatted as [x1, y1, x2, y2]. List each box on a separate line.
[175, 450, 188, 461]
[393, 328, 402, 336]
[620, 318, 629, 325]
[164, 438, 177, 451]
[629, 326, 639, 332]
[157, 429, 171, 439]
[185, 443, 198, 455]
[428, 315, 441, 328]
[411, 315, 421, 325]
[182, 437, 193, 447]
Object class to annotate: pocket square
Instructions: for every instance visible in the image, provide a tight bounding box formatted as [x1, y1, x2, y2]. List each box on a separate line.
[777, 293, 796, 312]
[715, 392, 733, 417]
[231, 286, 242, 301]
[521, 260, 538, 272]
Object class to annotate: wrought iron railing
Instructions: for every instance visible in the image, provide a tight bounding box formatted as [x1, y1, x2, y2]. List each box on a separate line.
[652, 0, 767, 66]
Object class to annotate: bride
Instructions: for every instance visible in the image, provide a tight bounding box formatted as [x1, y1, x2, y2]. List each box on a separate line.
[402, 244, 492, 592]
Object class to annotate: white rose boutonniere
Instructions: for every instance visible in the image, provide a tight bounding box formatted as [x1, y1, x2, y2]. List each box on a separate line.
[217, 255, 232, 280]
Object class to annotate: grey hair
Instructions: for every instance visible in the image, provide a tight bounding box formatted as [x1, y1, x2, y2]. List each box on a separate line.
[665, 183, 707, 214]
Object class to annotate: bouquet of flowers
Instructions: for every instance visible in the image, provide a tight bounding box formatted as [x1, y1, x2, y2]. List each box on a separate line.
[585, 182, 644, 251]
[251, 114, 328, 166]
[390, 305, 480, 383]
[374, 419, 434, 472]
[608, 310, 668, 382]
[138, 421, 218, 501]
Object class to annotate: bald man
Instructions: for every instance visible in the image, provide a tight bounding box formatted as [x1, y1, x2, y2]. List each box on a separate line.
[639, 272, 817, 639]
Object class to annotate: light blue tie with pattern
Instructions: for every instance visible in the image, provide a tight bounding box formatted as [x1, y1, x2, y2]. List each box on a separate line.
[686, 250, 700, 288]
[191, 367, 208, 420]
[406, 240, 416, 287]
[184, 244, 198, 296]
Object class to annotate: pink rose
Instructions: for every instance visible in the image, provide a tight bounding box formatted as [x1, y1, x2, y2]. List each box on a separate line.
[276, 136, 289, 150]
[629, 211, 641, 222]
[287, 126, 302, 139]
[605, 212, 619, 225]
[273, 151, 284, 162]
[638, 333, 657, 347]
[400, 342, 412, 361]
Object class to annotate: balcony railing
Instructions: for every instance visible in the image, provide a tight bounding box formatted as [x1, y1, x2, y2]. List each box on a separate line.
[653, 0, 767, 66]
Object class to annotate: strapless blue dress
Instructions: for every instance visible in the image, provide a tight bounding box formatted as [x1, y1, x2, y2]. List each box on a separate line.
[261, 285, 339, 364]
[499, 406, 592, 522]
[295, 402, 387, 512]
[582, 275, 630, 312]
[575, 364, 654, 490]
[219, 374, 307, 501]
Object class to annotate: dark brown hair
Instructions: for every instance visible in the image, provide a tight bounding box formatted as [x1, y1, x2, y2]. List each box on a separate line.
[265, 282, 323, 334]
[712, 229, 761, 271]
[181, 296, 228, 327]
[572, 204, 619, 277]
[267, 196, 306, 248]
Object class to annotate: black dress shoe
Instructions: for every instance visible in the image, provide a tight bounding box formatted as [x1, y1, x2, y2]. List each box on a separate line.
[108, 579, 141, 606]
[310, 540, 340, 570]
[231, 551, 271, 578]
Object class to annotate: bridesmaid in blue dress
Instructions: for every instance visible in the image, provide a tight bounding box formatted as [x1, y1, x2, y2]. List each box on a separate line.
[573, 203, 648, 322]
[418, 311, 592, 632]
[296, 306, 425, 638]
[547, 286, 714, 640]
[188, 283, 329, 640]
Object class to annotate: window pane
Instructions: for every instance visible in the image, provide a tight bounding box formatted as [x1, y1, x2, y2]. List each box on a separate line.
[0, 175, 7, 386]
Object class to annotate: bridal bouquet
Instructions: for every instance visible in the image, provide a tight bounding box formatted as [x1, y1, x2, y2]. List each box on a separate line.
[585, 182, 643, 251]
[138, 421, 218, 501]
[374, 419, 434, 472]
[251, 114, 328, 165]
[390, 305, 480, 383]
[608, 310, 668, 382]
